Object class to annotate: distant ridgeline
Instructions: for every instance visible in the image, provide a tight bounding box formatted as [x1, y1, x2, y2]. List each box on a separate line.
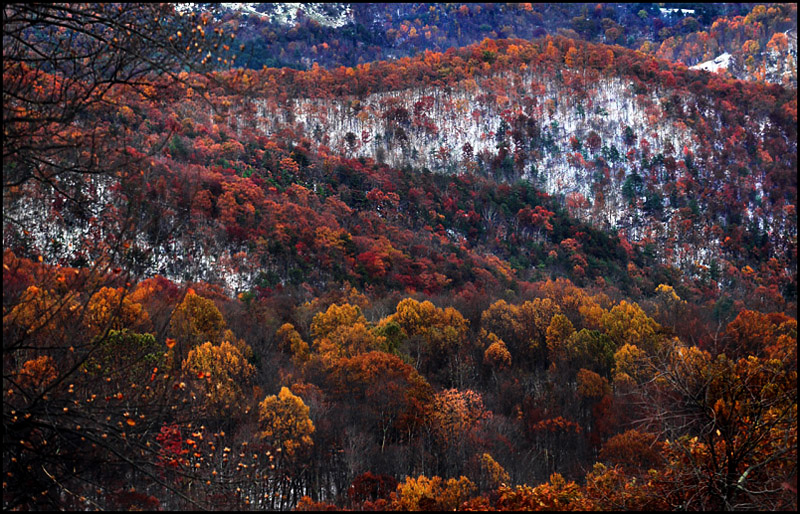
[189, 3, 796, 86]
[200, 35, 794, 304]
[4, 34, 796, 312]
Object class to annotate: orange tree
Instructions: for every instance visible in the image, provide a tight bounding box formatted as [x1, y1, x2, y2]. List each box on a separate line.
[3, 4, 235, 508]
[638, 338, 797, 510]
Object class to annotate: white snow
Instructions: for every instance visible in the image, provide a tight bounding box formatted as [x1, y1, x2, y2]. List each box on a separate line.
[690, 53, 731, 73]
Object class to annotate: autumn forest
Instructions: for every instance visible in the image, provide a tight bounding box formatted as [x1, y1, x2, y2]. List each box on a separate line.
[2, 3, 797, 511]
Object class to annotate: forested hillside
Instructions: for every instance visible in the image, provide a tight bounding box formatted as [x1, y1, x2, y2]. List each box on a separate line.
[3, 3, 797, 511]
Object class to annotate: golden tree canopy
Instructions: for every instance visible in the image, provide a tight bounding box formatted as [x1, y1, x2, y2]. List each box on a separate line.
[258, 386, 315, 457]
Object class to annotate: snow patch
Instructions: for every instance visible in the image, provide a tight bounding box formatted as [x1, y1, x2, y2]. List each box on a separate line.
[690, 53, 731, 73]
[659, 8, 695, 16]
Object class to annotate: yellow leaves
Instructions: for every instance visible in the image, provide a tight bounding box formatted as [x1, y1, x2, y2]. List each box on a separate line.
[546, 314, 576, 361]
[169, 291, 227, 356]
[392, 298, 468, 353]
[482, 297, 561, 358]
[601, 301, 661, 353]
[276, 323, 310, 364]
[391, 475, 476, 511]
[577, 369, 611, 399]
[257, 386, 314, 458]
[182, 340, 255, 416]
[655, 284, 684, 305]
[310, 303, 365, 340]
[613, 344, 650, 384]
[480, 453, 510, 489]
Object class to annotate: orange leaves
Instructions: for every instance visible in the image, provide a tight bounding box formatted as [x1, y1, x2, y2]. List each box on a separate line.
[391, 475, 476, 511]
[5, 284, 76, 336]
[564, 46, 582, 68]
[15, 355, 58, 392]
[85, 286, 150, 334]
[495, 473, 586, 511]
[724, 309, 781, 358]
[126, 418, 137, 427]
[165, 338, 176, 349]
[576, 369, 610, 399]
[431, 389, 491, 444]
[279, 156, 300, 175]
[483, 332, 511, 370]
[532, 416, 582, 434]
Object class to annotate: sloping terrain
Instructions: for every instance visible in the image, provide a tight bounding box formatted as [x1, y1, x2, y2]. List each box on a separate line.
[3, 4, 796, 512]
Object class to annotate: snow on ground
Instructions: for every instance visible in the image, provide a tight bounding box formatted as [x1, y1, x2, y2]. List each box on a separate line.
[659, 8, 695, 16]
[257, 70, 698, 234]
[690, 53, 731, 73]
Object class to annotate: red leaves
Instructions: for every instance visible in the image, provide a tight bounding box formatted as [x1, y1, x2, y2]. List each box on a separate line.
[517, 205, 554, 232]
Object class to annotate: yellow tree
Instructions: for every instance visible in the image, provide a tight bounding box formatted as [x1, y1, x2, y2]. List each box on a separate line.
[257, 386, 315, 509]
[601, 301, 661, 353]
[310, 302, 366, 340]
[612, 343, 651, 387]
[518, 298, 562, 363]
[182, 340, 255, 418]
[480, 300, 519, 346]
[478, 452, 510, 491]
[563, 329, 617, 378]
[390, 475, 476, 511]
[86, 286, 151, 335]
[483, 332, 512, 371]
[169, 291, 227, 363]
[546, 313, 576, 363]
[482, 298, 561, 364]
[495, 473, 587, 510]
[257, 386, 315, 457]
[652, 284, 687, 329]
[276, 323, 310, 365]
[391, 298, 468, 379]
[392, 298, 468, 353]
